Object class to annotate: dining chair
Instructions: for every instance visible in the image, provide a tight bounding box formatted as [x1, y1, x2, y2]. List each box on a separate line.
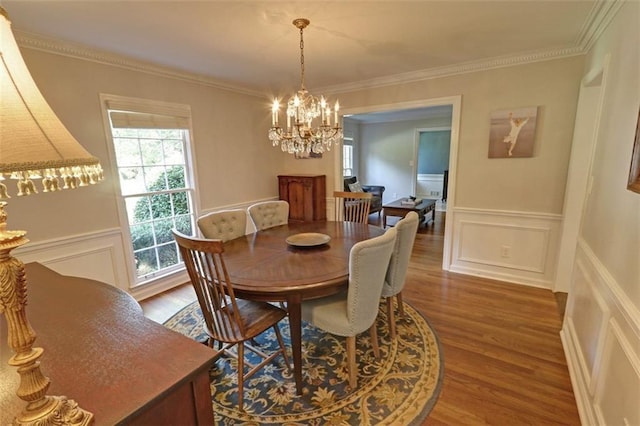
[172, 229, 290, 411]
[248, 200, 289, 231]
[197, 209, 247, 242]
[301, 226, 397, 388]
[333, 190, 373, 224]
[381, 211, 419, 339]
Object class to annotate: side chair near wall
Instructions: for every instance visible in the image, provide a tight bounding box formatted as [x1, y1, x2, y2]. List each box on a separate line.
[301, 227, 397, 388]
[382, 211, 419, 339]
[248, 200, 289, 231]
[333, 191, 373, 224]
[197, 209, 247, 242]
[172, 230, 290, 411]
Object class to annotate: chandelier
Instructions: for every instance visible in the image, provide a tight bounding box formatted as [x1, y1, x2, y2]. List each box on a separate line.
[269, 18, 343, 155]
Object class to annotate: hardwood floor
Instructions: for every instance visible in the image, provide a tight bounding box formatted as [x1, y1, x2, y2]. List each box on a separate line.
[140, 212, 580, 425]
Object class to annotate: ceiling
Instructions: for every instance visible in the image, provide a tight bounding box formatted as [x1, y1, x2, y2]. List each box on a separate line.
[3, 0, 603, 97]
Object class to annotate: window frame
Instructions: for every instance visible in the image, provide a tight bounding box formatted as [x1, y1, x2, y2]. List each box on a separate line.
[343, 137, 354, 177]
[100, 94, 200, 288]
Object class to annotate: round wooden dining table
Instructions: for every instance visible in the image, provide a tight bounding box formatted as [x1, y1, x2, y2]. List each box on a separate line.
[221, 220, 385, 394]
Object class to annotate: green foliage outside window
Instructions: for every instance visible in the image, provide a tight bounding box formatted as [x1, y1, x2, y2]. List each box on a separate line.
[130, 166, 192, 277]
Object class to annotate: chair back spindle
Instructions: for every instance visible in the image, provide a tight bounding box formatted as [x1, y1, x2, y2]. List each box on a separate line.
[334, 191, 373, 224]
[173, 231, 245, 342]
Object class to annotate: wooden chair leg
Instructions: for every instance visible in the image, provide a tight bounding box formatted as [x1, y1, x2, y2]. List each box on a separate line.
[346, 335, 357, 388]
[273, 325, 291, 370]
[237, 342, 245, 411]
[386, 296, 396, 339]
[207, 336, 224, 351]
[397, 292, 405, 317]
[370, 322, 379, 358]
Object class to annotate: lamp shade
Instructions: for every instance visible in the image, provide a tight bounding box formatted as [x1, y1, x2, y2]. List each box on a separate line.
[0, 8, 99, 424]
[0, 7, 103, 198]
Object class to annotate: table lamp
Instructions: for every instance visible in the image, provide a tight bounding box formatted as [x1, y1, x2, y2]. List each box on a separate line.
[1, 6, 102, 425]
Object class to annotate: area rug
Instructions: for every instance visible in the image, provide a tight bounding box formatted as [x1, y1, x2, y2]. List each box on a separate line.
[164, 300, 443, 425]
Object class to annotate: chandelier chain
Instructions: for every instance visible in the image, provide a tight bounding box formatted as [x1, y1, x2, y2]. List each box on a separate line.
[299, 25, 305, 90]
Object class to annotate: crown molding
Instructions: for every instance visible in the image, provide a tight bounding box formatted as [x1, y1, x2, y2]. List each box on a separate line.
[319, 0, 624, 95]
[319, 47, 585, 95]
[575, 0, 624, 52]
[15, 0, 622, 99]
[15, 30, 264, 98]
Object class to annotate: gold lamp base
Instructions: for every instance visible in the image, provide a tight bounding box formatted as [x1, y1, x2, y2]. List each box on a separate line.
[14, 396, 93, 426]
[1, 202, 94, 425]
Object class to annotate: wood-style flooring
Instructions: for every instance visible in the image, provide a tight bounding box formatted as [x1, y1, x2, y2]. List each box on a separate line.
[140, 211, 580, 425]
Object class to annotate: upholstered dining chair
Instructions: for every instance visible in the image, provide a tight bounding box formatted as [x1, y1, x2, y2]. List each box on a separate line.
[301, 226, 397, 388]
[333, 191, 373, 224]
[172, 229, 290, 411]
[248, 200, 289, 231]
[381, 211, 419, 339]
[197, 209, 247, 242]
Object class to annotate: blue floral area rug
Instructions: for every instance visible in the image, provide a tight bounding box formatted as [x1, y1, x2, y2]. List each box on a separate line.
[163, 300, 443, 425]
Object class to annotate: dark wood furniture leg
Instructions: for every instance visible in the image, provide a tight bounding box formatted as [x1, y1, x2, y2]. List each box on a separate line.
[287, 294, 304, 395]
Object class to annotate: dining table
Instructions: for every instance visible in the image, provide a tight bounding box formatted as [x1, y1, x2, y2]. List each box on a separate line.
[221, 220, 385, 395]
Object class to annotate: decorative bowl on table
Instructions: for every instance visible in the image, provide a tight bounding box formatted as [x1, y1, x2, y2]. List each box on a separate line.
[286, 233, 331, 247]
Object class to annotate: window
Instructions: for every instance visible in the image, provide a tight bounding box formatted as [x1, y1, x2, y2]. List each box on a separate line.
[343, 137, 354, 177]
[103, 98, 196, 284]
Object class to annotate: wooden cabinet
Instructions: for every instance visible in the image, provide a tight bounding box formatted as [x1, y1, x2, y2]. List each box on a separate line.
[278, 174, 327, 222]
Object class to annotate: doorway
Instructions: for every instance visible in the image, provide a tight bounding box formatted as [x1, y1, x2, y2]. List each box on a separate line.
[338, 96, 461, 271]
[414, 127, 452, 212]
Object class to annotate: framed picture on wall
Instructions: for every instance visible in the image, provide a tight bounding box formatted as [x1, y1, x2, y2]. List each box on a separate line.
[488, 106, 539, 158]
[627, 108, 640, 193]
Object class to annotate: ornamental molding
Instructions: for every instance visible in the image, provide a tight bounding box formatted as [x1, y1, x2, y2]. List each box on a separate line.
[319, 47, 585, 94]
[15, 0, 622, 97]
[15, 30, 263, 98]
[575, 0, 624, 52]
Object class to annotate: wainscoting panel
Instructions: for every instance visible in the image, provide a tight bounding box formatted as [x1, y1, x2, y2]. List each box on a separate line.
[14, 229, 130, 291]
[594, 320, 640, 426]
[561, 240, 640, 426]
[416, 173, 444, 200]
[564, 257, 609, 393]
[449, 208, 562, 288]
[13, 198, 281, 302]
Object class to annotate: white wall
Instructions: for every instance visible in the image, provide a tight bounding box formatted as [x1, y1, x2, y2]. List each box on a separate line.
[355, 117, 451, 203]
[337, 57, 583, 288]
[11, 47, 284, 298]
[560, 2, 640, 424]
[360, 118, 421, 203]
[337, 57, 584, 215]
[9, 33, 586, 296]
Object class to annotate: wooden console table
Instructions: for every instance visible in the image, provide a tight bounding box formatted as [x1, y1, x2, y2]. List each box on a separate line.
[0, 263, 215, 425]
[382, 198, 437, 228]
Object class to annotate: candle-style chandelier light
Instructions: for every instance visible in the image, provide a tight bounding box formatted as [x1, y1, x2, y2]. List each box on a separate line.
[269, 18, 343, 156]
